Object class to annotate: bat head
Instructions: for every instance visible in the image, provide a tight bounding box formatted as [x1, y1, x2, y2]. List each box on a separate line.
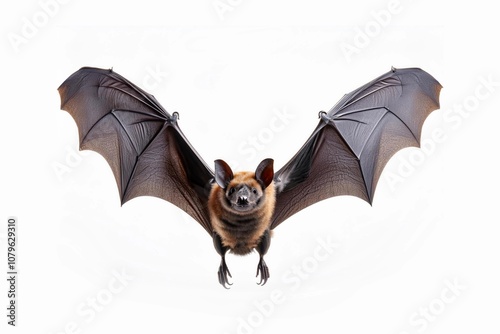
[214, 159, 274, 213]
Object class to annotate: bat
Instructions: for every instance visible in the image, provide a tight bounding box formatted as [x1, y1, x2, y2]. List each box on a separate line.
[58, 66, 441, 288]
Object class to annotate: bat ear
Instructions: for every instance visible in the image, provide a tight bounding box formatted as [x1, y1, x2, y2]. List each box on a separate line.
[214, 159, 234, 189]
[255, 158, 274, 188]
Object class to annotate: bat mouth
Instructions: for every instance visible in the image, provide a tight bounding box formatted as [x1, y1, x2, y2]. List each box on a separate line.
[233, 203, 255, 212]
[237, 196, 249, 206]
[232, 198, 258, 212]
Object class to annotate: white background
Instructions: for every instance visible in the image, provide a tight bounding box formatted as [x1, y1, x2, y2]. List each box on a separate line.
[1, 0, 499, 333]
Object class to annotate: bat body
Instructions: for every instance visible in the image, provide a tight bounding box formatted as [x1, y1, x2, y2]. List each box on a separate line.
[58, 66, 441, 288]
[209, 159, 275, 286]
[209, 159, 275, 256]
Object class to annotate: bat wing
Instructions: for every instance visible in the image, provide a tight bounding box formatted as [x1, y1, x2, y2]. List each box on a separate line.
[58, 67, 214, 234]
[271, 67, 441, 229]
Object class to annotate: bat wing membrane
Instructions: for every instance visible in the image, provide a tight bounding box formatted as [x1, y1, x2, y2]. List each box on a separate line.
[271, 68, 441, 229]
[58, 67, 214, 234]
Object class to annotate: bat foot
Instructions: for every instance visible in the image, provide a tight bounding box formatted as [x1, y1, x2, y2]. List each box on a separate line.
[218, 257, 232, 289]
[256, 256, 270, 286]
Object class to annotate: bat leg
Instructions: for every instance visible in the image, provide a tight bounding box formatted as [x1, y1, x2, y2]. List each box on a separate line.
[255, 229, 271, 286]
[218, 256, 232, 289]
[213, 232, 232, 289]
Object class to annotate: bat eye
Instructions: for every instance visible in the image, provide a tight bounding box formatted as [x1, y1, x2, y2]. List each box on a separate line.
[252, 188, 258, 195]
[228, 187, 235, 195]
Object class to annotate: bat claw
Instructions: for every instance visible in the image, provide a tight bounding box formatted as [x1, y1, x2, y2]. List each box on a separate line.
[318, 111, 332, 123]
[218, 257, 233, 289]
[256, 256, 270, 286]
[172, 111, 180, 122]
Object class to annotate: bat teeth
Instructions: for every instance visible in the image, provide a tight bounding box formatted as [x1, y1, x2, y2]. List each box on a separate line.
[237, 196, 248, 205]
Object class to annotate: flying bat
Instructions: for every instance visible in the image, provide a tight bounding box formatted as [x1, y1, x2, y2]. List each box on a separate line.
[58, 66, 441, 288]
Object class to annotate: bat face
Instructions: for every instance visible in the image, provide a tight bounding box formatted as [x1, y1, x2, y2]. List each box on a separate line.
[224, 173, 265, 213]
[213, 159, 275, 215]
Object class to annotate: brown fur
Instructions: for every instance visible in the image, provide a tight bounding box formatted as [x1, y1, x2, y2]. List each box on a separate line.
[209, 171, 276, 255]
